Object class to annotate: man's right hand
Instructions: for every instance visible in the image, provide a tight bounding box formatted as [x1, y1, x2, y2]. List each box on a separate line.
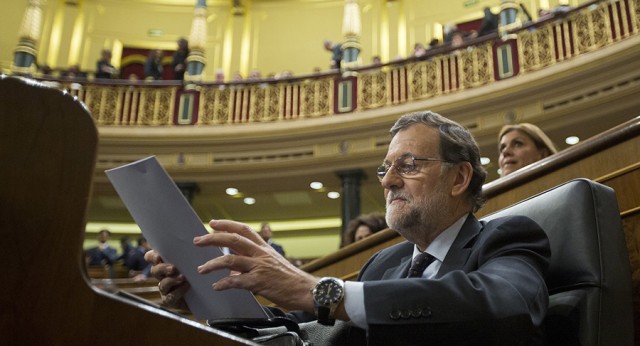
[145, 250, 190, 310]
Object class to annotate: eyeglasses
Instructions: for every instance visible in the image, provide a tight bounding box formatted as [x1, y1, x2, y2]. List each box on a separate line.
[376, 155, 447, 181]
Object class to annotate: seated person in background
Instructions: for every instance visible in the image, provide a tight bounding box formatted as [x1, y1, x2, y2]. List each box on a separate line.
[498, 123, 558, 177]
[144, 49, 164, 80]
[427, 38, 441, 50]
[62, 65, 86, 80]
[247, 68, 262, 81]
[126, 237, 153, 281]
[95, 49, 118, 79]
[118, 236, 133, 264]
[450, 31, 466, 48]
[231, 71, 243, 81]
[86, 229, 119, 266]
[215, 68, 225, 82]
[538, 8, 553, 20]
[538, 5, 572, 21]
[259, 222, 285, 257]
[412, 43, 427, 58]
[38, 64, 53, 77]
[443, 23, 459, 44]
[343, 212, 387, 246]
[275, 70, 293, 79]
[146, 111, 550, 345]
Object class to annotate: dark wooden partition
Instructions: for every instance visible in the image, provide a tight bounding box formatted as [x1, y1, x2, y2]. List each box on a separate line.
[0, 77, 254, 345]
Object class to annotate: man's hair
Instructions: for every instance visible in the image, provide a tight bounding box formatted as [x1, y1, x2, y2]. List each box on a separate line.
[390, 111, 487, 212]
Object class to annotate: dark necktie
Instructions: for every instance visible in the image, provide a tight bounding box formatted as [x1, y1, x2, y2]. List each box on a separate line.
[407, 252, 436, 278]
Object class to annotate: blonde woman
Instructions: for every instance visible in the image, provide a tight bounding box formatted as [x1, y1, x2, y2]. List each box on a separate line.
[498, 123, 558, 177]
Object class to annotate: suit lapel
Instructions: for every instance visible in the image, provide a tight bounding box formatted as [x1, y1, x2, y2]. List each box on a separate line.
[379, 242, 414, 280]
[436, 214, 483, 278]
[381, 254, 413, 279]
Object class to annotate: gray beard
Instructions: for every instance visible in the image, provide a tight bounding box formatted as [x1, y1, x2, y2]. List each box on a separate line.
[386, 186, 448, 245]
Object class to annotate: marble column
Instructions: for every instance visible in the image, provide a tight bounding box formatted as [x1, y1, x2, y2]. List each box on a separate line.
[177, 182, 199, 205]
[340, 0, 362, 71]
[12, 0, 46, 75]
[336, 169, 365, 240]
[499, 0, 520, 37]
[185, 0, 208, 81]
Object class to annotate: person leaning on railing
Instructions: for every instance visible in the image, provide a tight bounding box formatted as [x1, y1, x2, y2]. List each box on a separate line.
[95, 49, 118, 79]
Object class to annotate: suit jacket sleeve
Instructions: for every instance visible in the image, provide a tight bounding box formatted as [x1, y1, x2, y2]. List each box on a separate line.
[104, 246, 119, 264]
[358, 215, 550, 345]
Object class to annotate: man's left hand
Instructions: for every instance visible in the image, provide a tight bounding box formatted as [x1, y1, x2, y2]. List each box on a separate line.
[194, 219, 318, 313]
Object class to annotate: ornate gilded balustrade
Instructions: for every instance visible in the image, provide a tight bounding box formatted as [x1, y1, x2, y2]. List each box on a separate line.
[517, 0, 639, 72]
[196, 76, 335, 124]
[357, 42, 495, 110]
[50, 81, 180, 126]
[48, 0, 637, 127]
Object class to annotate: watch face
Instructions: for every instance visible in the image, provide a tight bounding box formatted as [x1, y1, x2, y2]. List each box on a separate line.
[314, 278, 344, 306]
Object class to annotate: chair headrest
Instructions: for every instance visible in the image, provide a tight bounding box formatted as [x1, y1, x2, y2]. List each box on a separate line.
[480, 179, 622, 293]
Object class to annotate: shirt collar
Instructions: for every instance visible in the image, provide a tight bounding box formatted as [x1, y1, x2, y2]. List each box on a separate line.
[412, 213, 469, 262]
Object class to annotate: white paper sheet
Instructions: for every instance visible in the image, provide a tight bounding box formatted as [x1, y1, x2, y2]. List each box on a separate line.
[105, 156, 268, 321]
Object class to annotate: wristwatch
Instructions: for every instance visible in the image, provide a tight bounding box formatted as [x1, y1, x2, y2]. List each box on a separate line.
[311, 277, 345, 326]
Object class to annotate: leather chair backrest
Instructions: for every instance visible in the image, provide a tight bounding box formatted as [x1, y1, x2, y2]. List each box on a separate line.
[481, 179, 633, 345]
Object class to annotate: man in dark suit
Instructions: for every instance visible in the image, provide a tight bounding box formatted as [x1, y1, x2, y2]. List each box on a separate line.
[126, 237, 153, 281]
[172, 38, 189, 81]
[259, 222, 285, 257]
[147, 111, 550, 345]
[86, 229, 119, 266]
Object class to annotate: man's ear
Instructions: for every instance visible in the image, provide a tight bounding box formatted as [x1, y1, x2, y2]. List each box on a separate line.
[450, 161, 473, 198]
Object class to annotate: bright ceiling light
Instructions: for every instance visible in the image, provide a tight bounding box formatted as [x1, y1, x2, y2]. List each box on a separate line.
[243, 197, 256, 205]
[310, 181, 324, 190]
[327, 191, 340, 199]
[565, 136, 580, 145]
[225, 187, 239, 195]
[480, 157, 491, 165]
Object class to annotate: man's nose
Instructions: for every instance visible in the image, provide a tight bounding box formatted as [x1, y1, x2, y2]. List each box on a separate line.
[381, 168, 403, 189]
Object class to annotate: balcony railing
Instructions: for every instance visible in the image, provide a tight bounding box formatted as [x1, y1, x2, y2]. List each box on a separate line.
[45, 0, 638, 127]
